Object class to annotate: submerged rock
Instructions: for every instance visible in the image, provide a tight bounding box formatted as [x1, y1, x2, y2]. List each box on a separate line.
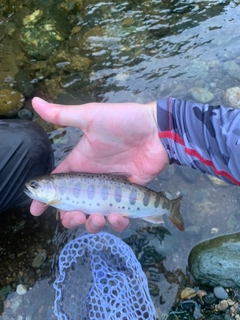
[20, 8, 69, 60]
[32, 251, 47, 268]
[188, 232, 240, 288]
[0, 89, 24, 116]
[189, 86, 214, 103]
[223, 61, 240, 81]
[213, 286, 228, 300]
[225, 87, 240, 108]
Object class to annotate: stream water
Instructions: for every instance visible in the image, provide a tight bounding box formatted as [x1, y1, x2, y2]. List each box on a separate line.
[0, 0, 240, 319]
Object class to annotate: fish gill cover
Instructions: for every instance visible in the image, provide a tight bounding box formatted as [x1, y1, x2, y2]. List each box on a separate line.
[53, 231, 156, 320]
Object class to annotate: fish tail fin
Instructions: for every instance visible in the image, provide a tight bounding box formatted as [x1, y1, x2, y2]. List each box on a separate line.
[167, 196, 184, 231]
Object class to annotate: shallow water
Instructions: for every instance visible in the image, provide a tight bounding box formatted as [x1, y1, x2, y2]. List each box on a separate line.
[1, 0, 240, 319]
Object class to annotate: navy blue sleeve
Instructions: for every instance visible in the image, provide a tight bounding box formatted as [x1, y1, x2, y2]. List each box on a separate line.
[157, 97, 240, 185]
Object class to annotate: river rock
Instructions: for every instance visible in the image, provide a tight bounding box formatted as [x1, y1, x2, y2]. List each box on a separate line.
[20, 9, 70, 60]
[0, 89, 24, 116]
[189, 87, 214, 103]
[213, 286, 228, 300]
[188, 232, 240, 288]
[14, 70, 35, 98]
[223, 61, 240, 81]
[32, 251, 47, 268]
[16, 284, 27, 295]
[225, 87, 240, 108]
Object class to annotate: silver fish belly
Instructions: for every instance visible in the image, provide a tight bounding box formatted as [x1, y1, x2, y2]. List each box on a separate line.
[25, 173, 184, 230]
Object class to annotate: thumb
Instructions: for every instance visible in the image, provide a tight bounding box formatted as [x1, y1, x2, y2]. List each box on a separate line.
[32, 97, 97, 129]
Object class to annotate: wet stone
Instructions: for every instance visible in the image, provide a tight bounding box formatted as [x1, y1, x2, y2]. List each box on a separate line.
[14, 70, 35, 98]
[225, 87, 240, 108]
[32, 251, 47, 268]
[32, 117, 56, 132]
[26, 300, 44, 317]
[215, 300, 228, 312]
[9, 295, 23, 310]
[180, 287, 196, 300]
[177, 166, 201, 183]
[0, 284, 11, 300]
[0, 89, 24, 117]
[16, 284, 27, 295]
[227, 209, 240, 230]
[20, 8, 70, 60]
[189, 86, 214, 103]
[188, 232, 240, 288]
[203, 292, 219, 305]
[213, 286, 228, 300]
[207, 175, 229, 187]
[18, 108, 32, 120]
[223, 61, 240, 81]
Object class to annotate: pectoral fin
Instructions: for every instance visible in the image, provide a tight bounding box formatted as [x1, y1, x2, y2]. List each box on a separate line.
[108, 172, 132, 180]
[45, 199, 60, 207]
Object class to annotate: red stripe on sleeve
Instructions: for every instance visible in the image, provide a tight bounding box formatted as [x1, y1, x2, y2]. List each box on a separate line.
[159, 131, 240, 186]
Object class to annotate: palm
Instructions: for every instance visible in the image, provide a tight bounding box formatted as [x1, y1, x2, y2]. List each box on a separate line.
[54, 103, 167, 184]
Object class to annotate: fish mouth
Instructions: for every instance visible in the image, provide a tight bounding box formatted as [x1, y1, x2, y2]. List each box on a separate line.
[24, 188, 32, 197]
[24, 184, 36, 199]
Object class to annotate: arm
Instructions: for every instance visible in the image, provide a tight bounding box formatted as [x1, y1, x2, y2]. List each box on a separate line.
[157, 97, 240, 185]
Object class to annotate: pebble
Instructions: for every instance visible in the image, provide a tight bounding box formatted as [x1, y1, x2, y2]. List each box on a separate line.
[10, 295, 22, 310]
[16, 284, 27, 295]
[210, 227, 219, 234]
[180, 287, 196, 300]
[213, 286, 229, 300]
[225, 87, 240, 108]
[32, 251, 47, 268]
[215, 299, 228, 311]
[203, 292, 218, 305]
[207, 175, 229, 187]
[18, 108, 32, 120]
[229, 301, 239, 314]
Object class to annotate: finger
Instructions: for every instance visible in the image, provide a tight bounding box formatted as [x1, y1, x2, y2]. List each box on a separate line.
[51, 158, 71, 174]
[60, 210, 87, 228]
[107, 213, 130, 231]
[32, 97, 98, 129]
[85, 214, 106, 233]
[30, 200, 48, 216]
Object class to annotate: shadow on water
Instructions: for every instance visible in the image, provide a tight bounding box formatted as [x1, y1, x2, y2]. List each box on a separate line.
[1, 0, 240, 318]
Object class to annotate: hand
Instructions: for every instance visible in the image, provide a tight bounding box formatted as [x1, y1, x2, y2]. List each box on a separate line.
[30, 97, 169, 232]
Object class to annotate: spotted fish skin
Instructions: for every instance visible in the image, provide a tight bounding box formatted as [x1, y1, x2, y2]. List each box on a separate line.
[25, 173, 184, 230]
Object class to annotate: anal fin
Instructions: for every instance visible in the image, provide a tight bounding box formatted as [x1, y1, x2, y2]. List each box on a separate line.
[142, 215, 164, 224]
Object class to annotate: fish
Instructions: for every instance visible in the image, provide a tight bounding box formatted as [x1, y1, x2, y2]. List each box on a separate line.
[24, 172, 184, 230]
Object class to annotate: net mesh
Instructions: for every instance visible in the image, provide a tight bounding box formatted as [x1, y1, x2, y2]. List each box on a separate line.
[53, 231, 156, 320]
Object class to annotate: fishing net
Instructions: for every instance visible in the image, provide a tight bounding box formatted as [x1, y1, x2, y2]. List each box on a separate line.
[53, 231, 156, 320]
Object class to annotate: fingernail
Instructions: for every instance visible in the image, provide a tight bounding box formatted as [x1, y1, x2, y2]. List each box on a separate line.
[69, 218, 79, 227]
[111, 220, 119, 228]
[33, 97, 48, 105]
[89, 220, 102, 231]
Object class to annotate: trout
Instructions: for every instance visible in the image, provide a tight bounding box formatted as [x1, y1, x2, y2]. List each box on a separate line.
[25, 173, 184, 230]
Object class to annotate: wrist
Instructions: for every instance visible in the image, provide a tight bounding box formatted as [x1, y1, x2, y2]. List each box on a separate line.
[146, 100, 169, 167]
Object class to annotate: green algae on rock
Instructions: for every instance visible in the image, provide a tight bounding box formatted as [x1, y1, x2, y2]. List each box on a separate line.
[188, 232, 240, 288]
[0, 89, 24, 117]
[20, 8, 70, 60]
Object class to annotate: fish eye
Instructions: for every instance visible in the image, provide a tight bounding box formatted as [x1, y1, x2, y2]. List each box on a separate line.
[29, 180, 40, 189]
